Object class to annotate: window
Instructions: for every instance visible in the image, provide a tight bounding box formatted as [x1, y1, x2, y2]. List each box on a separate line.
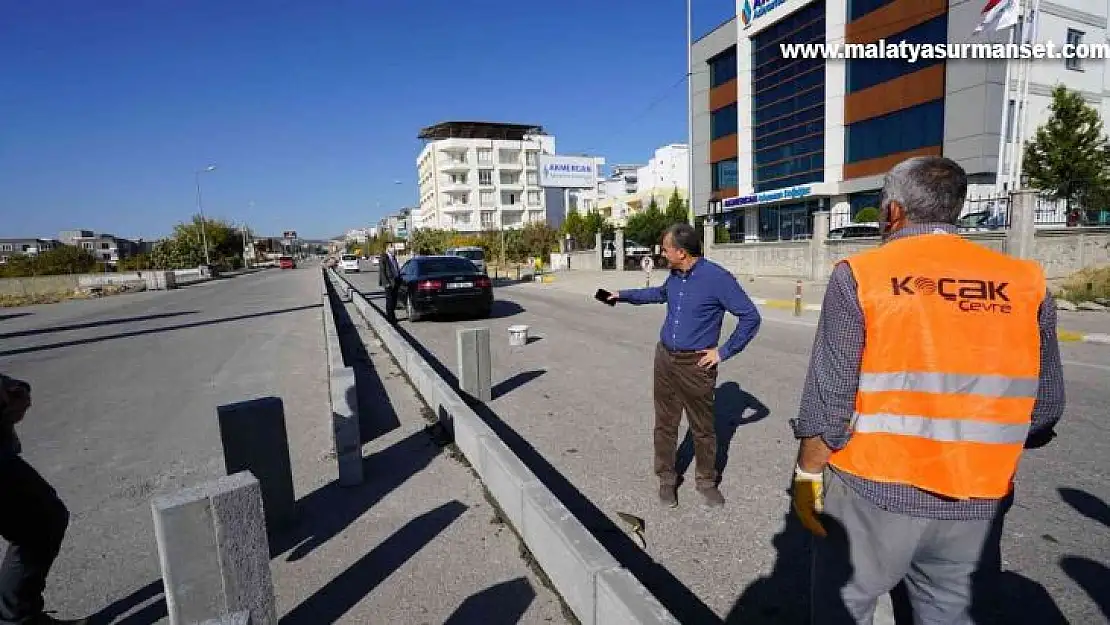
[752, 0, 825, 193]
[526, 171, 539, 185]
[480, 190, 495, 206]
[477, 149, 493, 164]
[481, 213, 497, 229]
[849, 191, 882, 221]
[846, 15, 947, 93]
[82, 242, 94, 250]
[449, 173, 467, 184]
[847, 0, 895, 22]
[499, 171, 520, 185]
[498, 149, 519, 164]
[525, 151, 538, 166]
[527, 190, 541, 205]
[711, 103, 738, 139]
[1066, 29, 1084, 71]
[709, 46, 737, 87]
[712, 159, 739, 191]
[502, 191, 520, 205]
[1006, 100, 1016, 141]
[845, 99, 944, 163]
[758, 199, 822, 241]
[479, 170, 493, 185]
[0, 244, 11, 252]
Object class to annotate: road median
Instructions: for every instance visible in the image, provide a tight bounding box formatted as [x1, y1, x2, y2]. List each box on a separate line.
[326, 268, 680, 625]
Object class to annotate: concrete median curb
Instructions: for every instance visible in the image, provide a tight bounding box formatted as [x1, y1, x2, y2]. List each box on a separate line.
[320, 269, 364, 487]
[326, 269, 679, 625]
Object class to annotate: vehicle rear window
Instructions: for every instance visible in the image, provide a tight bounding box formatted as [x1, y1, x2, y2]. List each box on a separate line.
[455, 249, 484, 261]
[417, 257, 479, 274]
[341, 255, 357, 261]
[279, 256, 293, 261]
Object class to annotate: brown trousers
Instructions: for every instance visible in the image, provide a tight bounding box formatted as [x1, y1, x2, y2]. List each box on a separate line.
[653, 342, 718, 489]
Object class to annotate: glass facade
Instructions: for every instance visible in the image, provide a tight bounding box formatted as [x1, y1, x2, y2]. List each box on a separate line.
[758, 199, 823, 241]
[846, 15, 948, 93]
[847, 0, 896, 22]
[709, 46, 738, 87]
[845, 100, 944, 163]
[712, 158, 739, 191]
[849, 191, 882, 221]
[711, 103, 738, 140]
[752, 1, 826, 193]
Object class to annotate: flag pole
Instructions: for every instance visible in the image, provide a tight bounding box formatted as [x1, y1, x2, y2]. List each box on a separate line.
[1012, 0, 1040, 190]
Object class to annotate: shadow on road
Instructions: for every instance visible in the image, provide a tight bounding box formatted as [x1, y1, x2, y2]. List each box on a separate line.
[0, 304, 320, 357]
[280, 500, 468, 625]
[0, 310, 198, 340]
[0, 312, 33, 321]
[329, 292, 402, 443]
[1057, 487, 1110, 622]
[491, 369, 546, 400]
[675, 381, 770, 483]
[388, 321, 721, 625]
[443, 577, 535, 625]
[89, 579, 166, 625]
[272, 428, 444, 562]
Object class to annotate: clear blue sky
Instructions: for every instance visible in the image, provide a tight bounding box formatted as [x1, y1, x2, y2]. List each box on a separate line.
[1, 1, 733, 241]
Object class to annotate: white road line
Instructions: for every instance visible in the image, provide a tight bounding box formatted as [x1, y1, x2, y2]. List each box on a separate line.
[1062, 359, 1110, 371]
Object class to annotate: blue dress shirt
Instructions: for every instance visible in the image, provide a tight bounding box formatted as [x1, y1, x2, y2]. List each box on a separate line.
[618, 257, 761, 361]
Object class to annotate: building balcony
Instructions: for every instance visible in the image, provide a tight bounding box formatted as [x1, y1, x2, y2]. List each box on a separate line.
[498, 180, 524, 190]
[497, 160, 523, 170]
[440, 159, 470, 172]
[442, 181, 471, 192]
[443, 204, 472, 213]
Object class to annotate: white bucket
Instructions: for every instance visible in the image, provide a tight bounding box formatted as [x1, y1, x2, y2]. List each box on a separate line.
[508, 325, 530, 347]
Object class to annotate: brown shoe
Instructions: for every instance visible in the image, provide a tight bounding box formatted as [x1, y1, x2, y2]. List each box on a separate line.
[697, 485, 725, 508]
[658, 483, 678, 508]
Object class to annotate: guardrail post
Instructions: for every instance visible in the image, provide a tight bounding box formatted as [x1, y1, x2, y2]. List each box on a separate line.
[217, 398, 296, 536]
[151, 472, 277, 625]
[794, 280, 803, 316]
[457, 327, 492, 402]
[329, 367, 364, 486]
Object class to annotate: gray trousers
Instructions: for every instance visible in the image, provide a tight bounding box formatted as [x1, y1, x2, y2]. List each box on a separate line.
[812, 470, 992, 625]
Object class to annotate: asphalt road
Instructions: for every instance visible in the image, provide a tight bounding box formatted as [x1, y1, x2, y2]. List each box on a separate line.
[346, 269, 1110, 624]
[1, 267, 331, 621]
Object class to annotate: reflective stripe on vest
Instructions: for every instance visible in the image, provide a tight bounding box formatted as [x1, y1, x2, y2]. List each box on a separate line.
[828, 234, 1046, 500]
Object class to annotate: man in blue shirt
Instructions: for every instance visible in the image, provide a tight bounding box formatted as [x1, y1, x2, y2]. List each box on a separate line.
[611, 223, 761, 508]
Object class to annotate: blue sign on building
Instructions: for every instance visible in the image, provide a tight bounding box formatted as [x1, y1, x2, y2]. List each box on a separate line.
[740, 0, 790, 28]
[722, 185, 813, 209]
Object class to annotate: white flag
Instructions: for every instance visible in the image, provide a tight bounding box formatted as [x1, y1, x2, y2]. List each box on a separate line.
[974, 0, 1020, 34]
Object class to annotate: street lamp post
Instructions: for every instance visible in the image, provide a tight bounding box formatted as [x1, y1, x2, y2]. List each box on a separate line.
[194, 164, 217, 266]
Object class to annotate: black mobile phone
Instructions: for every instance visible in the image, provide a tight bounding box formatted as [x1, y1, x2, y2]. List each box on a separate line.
[595, 288, 616, 306]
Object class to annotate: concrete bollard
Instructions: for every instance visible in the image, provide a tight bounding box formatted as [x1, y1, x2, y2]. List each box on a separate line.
[329, 366, 364, 486]
[457, 327, 492, 402]
[508, 325, 530, 347]
[794, 280, 803, 317]
[151, 472, 277, 625]
[217, 398, 296, 535]
[197, 611, 252, 625]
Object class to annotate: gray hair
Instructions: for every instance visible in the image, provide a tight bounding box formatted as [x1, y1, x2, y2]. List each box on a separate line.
[880, 156, 968, 224]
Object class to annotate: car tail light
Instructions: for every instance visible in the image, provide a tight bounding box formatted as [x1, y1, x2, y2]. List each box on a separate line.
[475, 276, 491, 288]
[416, 280, 443, 291]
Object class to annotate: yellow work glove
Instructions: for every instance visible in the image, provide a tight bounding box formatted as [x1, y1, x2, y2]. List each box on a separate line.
[792, 465, 827, 537]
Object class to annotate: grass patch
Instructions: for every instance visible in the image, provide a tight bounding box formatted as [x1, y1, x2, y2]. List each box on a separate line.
[1056, 265, 1110, 303]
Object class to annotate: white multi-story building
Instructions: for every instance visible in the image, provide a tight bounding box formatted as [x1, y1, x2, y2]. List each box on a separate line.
[415, 122, 556, 232]
[636, 144, 689, 198]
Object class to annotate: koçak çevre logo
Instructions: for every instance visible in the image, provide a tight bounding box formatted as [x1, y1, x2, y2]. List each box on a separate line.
[891, 275, 1014, 314]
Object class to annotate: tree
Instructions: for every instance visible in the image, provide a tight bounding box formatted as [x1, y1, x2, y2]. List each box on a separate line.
[665, 188, 688, 225]
[625, 198, 668, 246]
[149, 215, 244, 269]
[853, 206, 880, 223]
[1024, 85, 1110, 210]
[0, 245, 98, 277]
[517, 222, 559, 259]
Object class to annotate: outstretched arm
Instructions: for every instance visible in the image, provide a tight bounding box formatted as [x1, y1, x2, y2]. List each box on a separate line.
[618, 276, 669, 305]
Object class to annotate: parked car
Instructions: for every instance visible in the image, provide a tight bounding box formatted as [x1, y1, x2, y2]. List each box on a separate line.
[339, 254, 360, 273]
[828, 223, 881, 239]
[278, 255, 296, 269]
[398, 255, 493, 322]
[445, 246, 487, 274]
[956, 210, 1006, 231]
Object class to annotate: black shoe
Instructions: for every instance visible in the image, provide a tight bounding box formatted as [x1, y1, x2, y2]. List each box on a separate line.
[658, 483, 678, 508]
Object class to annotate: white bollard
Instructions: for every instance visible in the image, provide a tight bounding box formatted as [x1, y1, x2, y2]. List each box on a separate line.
[508, 325, 530, 347]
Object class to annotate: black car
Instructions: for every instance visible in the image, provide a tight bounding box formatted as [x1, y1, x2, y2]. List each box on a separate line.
[398, 255, 494, 321]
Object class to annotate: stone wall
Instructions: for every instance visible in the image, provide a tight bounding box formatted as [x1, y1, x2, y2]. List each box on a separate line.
[0, 274, 79, 296]
[1034, 228, 1110, 278]
[566, 250, 600, 271]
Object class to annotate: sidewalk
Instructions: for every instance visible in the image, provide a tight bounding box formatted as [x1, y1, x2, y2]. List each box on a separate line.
[268, 297, 567, 623]
[532, 269, 1110, 345]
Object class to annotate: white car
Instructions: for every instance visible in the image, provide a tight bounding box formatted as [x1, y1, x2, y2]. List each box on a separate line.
[445, 246, 487, 274]
[339, 254, 360, 273]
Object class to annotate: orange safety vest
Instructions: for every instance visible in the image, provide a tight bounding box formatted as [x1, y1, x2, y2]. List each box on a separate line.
[829, 232, 1045, 500]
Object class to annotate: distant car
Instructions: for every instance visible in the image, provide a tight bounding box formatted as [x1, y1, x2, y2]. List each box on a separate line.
[828, 223, 881, 239]
[445, 246, 487, 274]
[279, 255, 296, 269]
[339, 254, 360, 273]
[397, 255, 493, 322]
